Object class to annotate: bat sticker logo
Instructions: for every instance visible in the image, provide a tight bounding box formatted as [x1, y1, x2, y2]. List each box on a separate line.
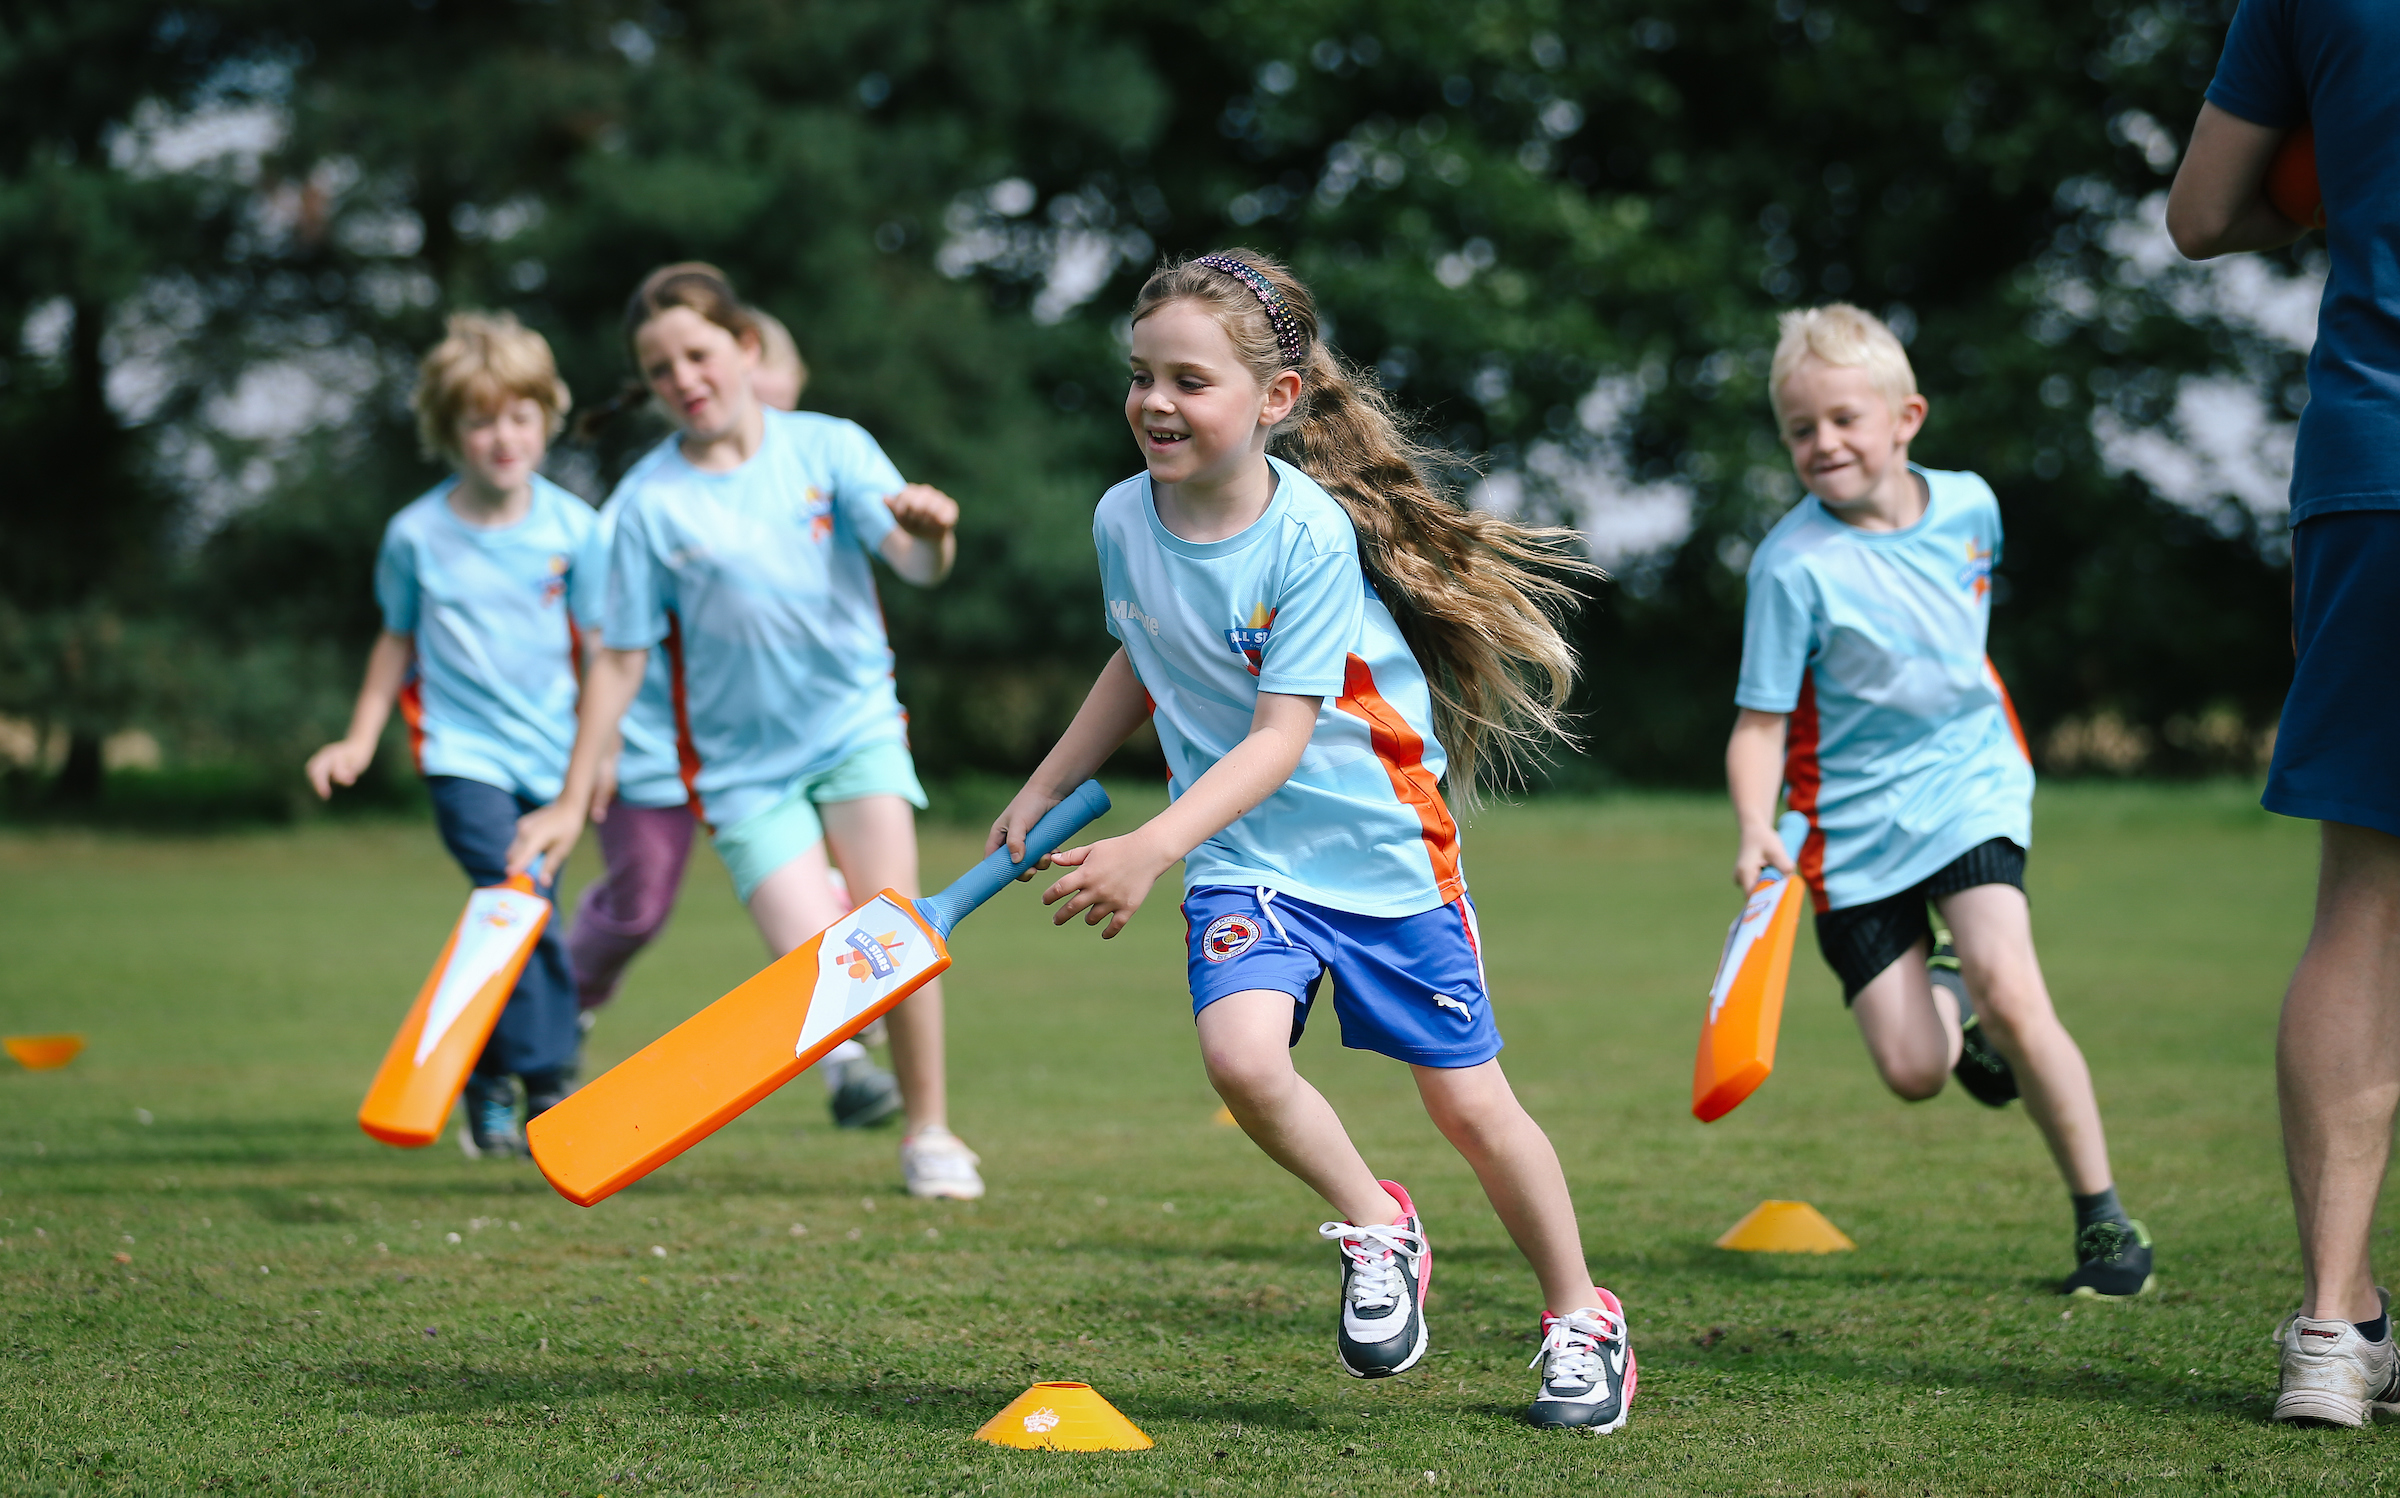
[1200, 913, 1262, 963]
[841, 929, 905, 982]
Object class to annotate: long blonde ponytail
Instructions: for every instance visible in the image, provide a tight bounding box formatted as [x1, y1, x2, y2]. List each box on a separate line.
[1130, 250, 1598, 807]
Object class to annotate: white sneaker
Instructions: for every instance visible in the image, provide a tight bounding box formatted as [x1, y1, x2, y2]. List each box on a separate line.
[2274, 1287, 2400, 1426]
[900, 1125, 985, 1200]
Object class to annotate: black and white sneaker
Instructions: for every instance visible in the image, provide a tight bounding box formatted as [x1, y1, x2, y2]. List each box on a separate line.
[1528, 1290, 1636, 1431]
[1316, 1179, 1431, 1378]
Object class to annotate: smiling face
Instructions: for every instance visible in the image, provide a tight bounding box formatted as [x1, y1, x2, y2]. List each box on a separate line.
[1124, 300, 1300, 493]
[634, 305, 760, 443]
[1774, 355, 1929, 524]
[452, 395, 550, 499]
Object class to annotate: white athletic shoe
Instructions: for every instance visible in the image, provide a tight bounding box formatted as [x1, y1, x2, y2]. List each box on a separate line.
[2274, 1287, 2400, 1426]
[900, 1125, 985, 1200]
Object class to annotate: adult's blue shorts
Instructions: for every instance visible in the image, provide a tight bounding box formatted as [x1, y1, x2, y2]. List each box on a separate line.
[2264, 511, 2400, 838]
[1182, 885, 1502, 1069]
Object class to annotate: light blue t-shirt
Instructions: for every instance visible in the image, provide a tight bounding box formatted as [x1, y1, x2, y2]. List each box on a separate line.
[602, 408, 907, 830]
[594, 489, 688, 811]
[1096, 455, 1465, 918]
[375, 475, 606, 802]
[1735, 466, 2034, 912]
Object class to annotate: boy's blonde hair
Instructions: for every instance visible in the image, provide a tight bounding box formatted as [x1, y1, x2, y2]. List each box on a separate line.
[1768, 303, 1916, 419]
[750, 308, 808, 404]
[410, 311, 571, 460]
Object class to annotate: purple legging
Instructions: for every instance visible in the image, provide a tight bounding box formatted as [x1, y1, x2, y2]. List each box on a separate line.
[567, 801, 698, 1010]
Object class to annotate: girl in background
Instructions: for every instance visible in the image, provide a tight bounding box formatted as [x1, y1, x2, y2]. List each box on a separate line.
[567, 305, 901, 1128]
[988, 252, 1632, 1428]
[307, 311, 600, 1158]
[512, 264, 978, 1198]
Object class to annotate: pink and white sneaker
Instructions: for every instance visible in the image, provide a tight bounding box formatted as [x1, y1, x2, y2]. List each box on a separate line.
[1528, 1289, 1635, 1431]
[1317, 1179, 1431, 1378]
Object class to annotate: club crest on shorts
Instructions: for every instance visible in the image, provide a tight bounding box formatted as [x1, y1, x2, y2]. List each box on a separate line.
[1201, 912, 1264, 962]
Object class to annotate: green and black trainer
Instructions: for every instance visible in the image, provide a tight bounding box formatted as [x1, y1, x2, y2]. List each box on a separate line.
[1931, 927, 2018, 1107]
[2062, 1218, 2156, 1299]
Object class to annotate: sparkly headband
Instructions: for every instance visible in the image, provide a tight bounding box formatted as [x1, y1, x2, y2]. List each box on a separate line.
[1194, 254, 1309, 367]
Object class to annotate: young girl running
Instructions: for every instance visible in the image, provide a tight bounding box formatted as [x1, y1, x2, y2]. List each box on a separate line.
[987, 251, 1631, 1430]
[306, 311, 599, 1158]
[510, 264, 978, 1198]
[565, 306, 901, 1129]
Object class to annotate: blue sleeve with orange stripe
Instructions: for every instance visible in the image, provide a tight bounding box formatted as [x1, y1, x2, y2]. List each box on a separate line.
[1256, 543, 1359, 698]
[1734, 559, 1817, 715]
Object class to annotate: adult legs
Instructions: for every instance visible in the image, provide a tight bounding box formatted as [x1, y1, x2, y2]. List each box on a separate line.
[1195, 989, 1402, 1227]
[1412, 1060, 1602, 1314]
[1935, 883, 2111, 1196]
[424, 776, 579, 1081]
[821, 795, 948, 1134]
[566, 802, 697, 1011]
[2281, 821, 2400, 1323]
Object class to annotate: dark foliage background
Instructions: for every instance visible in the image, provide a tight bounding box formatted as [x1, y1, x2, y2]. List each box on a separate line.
[0, 0, 2303, 814]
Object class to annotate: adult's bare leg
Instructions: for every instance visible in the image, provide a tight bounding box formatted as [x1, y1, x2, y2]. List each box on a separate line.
[2281, 821, 2400, 1323]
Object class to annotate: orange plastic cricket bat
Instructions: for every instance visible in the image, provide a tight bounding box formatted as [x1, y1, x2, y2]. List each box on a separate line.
[359, 861, 552, 1147]
[527, 780, 1112, 1207]
[1693, 811, 1811, 1123]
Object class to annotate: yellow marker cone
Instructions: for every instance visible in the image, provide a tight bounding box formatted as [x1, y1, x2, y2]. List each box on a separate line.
[1211, 1105, 1238, 1127]
[1715, 1200, 1856, 1254]
[5, 1034, 85, 1071]
[973, 1381, 1153, 1451]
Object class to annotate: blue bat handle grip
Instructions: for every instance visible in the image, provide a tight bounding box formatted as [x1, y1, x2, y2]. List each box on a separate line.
[1765, 811, 1810, 882]
[916, 780, 1113, 938]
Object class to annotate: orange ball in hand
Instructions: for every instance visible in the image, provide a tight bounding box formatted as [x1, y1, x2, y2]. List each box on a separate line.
[2267, 125, 2324, 230]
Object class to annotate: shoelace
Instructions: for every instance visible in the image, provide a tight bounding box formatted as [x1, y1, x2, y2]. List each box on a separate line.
[1531, 1305, 1628, 1387]
[1316, 1220, 1424, 1313]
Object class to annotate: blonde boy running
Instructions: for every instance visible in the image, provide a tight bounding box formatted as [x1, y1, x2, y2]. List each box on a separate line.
[1725, 304, 2152, 1298]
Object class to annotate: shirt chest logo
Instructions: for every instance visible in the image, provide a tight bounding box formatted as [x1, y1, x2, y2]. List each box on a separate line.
[802, 487, 833, 544]
[1958, 541, 1992, 600]
[1224, 604, 1277, 676]
[540, 553, 569, 606]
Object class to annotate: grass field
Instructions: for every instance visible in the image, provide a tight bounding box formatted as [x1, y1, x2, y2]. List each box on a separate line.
[2, 783, 2392, 1495]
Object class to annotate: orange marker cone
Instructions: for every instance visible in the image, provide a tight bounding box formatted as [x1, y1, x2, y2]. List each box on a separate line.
[5, 1034, 85, 1070]
[1211, 1105, 1239, 1127]
[1715, 1200, 1855, 1254]
[973, 1382, 1152, 1451]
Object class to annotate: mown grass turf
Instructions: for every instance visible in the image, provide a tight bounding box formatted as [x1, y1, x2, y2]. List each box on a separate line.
[0, 784, 2388, 1494]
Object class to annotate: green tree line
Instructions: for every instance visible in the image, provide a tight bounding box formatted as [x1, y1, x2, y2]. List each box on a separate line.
[0, 0, 2301, 815]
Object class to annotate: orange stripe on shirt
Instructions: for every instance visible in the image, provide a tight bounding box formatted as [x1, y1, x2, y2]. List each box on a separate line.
[1986, 655, 2031, 761]
[662, 612, 708, 827]
[396, 675, 427, 776]
[1783, 672, 1830, 913]
[1333, 652, 1465, 904]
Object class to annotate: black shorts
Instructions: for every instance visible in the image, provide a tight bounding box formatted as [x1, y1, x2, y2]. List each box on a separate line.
[1814, 838, 2026, 1004]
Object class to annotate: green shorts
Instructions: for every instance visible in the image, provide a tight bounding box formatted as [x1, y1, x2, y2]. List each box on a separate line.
[710, 741, 928, 903]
